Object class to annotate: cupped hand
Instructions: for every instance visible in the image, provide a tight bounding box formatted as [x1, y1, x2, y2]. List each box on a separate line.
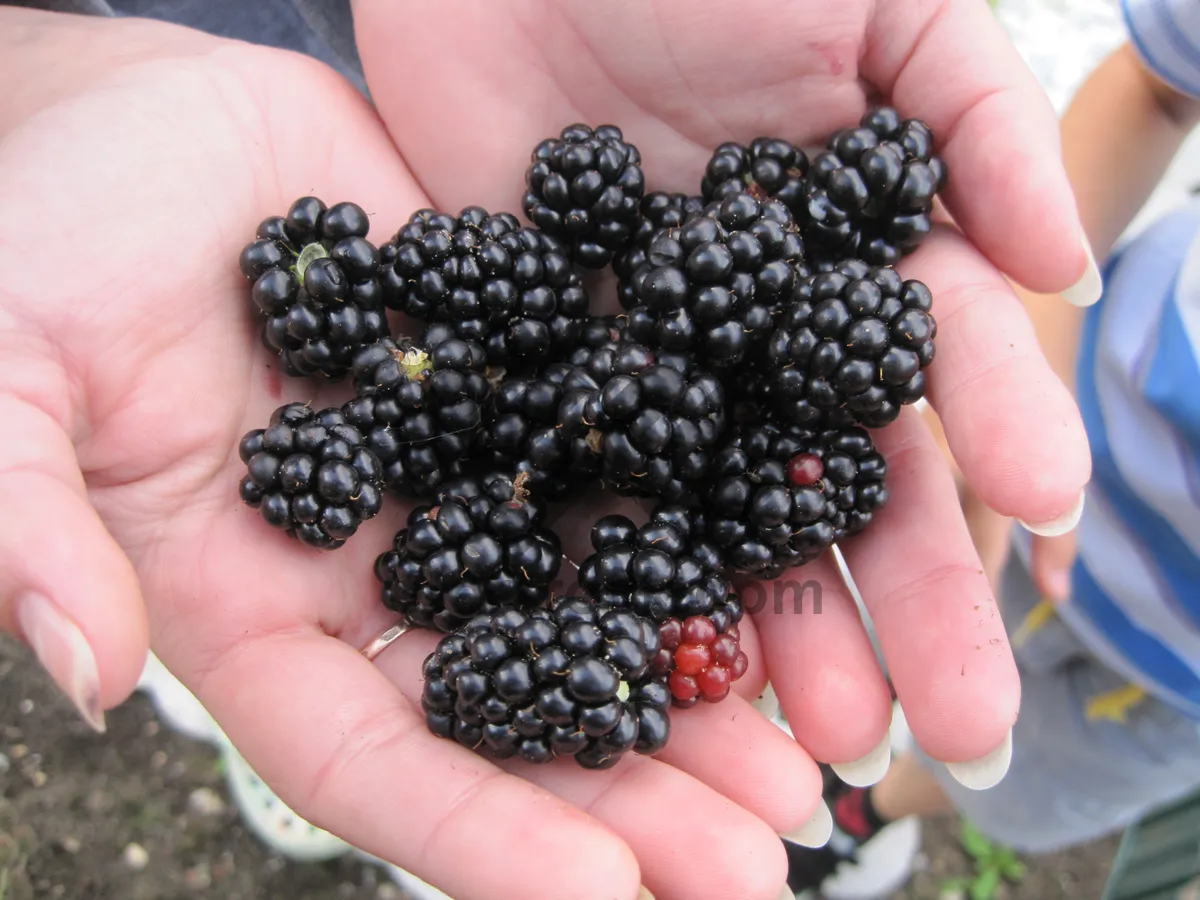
[354, 0, 1093, 794]
[0, 9, 821, 900]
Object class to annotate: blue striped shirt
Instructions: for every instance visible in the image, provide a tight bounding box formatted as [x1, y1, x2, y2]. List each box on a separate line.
[1026, 0, 1200, 719]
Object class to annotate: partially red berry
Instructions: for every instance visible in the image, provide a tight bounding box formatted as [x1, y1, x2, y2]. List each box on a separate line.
[711, 634, 739, 667]
[669, 671, 700, 702]
[698, 665, 731, 701]
[674, 644, 712, 676]
[659, 618, 683, 650]
[731, 652, 749, 679]
[787, 452, 824, 486]
[652, 647, 674, 674]
[682, 615, 718, 645]
[725, 624, 740, 641]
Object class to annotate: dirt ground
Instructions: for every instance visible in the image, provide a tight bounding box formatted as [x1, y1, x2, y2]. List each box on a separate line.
[0, 635, 1119, 900]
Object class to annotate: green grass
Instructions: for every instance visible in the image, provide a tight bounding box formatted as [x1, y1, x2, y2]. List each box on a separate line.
[941, 822, 1027, 900]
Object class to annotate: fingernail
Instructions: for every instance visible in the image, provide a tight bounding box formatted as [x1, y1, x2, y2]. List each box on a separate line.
[944, 729, 1012, 791]
[782, 799, 833, 848]
[752, 682, 780, 720]
[1019, 491, 1085, 537]
[15, 592, 105, 733]
[1061, 241, 1102, 307]
[778, 886, 796, 900]
[637, 887, 656, 900]
[830, 728, 892, 788]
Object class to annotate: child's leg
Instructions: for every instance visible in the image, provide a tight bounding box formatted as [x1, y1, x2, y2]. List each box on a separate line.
[895, 553, 1200, 853]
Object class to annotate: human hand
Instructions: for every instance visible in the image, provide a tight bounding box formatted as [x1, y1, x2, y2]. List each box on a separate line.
[353, 0, 1093, 801]
[0, 8, 819, 900]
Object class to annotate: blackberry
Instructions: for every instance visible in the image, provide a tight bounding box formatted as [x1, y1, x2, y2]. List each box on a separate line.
[763, 259, 936, 428]
[653, 616, 749, 708]
[626, 192, 807, 369]
[238, 197, 388, 380]
[614, 192, 706, 310]
[375, 473, 562, 633]
[804, 107, 947, 266]
[344, 337, 490, 499]
[557, 341, 726, 501]
[523, 124, 645, 268]
[237, 402, 384, 549]
[421, 597, 671, 768]
[484, 361, 601, 501]
[578, 507, 743, 630]
[701, 138, 810, 213]
[705, 422, 888, 577]
[378, 208, 589, 367]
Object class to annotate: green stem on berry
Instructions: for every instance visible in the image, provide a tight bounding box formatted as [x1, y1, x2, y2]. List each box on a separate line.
[295, 242, 329, 282]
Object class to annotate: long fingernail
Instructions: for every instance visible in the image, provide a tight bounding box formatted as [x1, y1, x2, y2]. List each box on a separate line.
[15, 592, 105, 733]
[1061, 241, 1102, 307]
[637, 887, 656, 900]
[1018, 491, 1085, 537]
[778, 885, 796, 900]
[753, 682, 780, 720]
[782, 799, 833, 848]
[944, 729, 1012, 791]
[831, 728, 892, 787]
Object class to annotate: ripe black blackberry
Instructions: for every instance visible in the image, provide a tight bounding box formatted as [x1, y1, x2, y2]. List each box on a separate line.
[578, 507, 743, 631]
[614, 192, 706, 310]
[701, 138, 810, 213]
[238, 402, 384, 550]
[375, 473, 562, 633]
[626, 192, 807, 369]
[421, 597, 671, 768]
[804, 107, 947, 266]
[378, 207, 589, 367]
[523, 124, 645, 268]
[557, 340, 726, 502]
[763, 258, 936, 428]
[344, 337, 490, 499]
[238, 197, 388, 380]
[483, 360, 601, 501]
[705, 422, 888, 577]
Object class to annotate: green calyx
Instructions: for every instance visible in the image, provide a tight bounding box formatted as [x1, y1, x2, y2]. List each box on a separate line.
[295, 242, 328, 282]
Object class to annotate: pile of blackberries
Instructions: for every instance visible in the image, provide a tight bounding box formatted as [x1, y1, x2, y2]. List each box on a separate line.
[235, 113, 942, 769]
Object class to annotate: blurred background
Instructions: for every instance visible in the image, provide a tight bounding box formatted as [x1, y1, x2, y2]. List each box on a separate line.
[3, 1, 1199, 898]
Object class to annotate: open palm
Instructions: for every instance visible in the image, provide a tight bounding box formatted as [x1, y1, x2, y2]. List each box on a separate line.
[0, 3, 1092, 900]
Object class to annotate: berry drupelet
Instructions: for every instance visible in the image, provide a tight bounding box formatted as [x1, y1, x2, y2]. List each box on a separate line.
[557, 340, 726, 502]
[375, 473, 562, 633]
[700, 137, 810, 213]
[523, 124, 645, 268]
[238, 197, 388, 380]
[344, 337, 490, 499]
[238, 402, 384, 549]
[378, 207, 589, 368]
[653, 615, 749, 707]
[614, 192, 706, 310]
[421, 597, 671, 768]
[627, 192, 807, 370]
[704, 422, 888, 577]
[804, 107, 947, 266]
[578, 507, 743, 630]
[763, 259, 936, 428]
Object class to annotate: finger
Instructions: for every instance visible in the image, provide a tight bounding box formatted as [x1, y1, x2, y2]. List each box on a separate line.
[1031, 532, 1078, 603]
[864, 0, 1100, 302]
[903, 227, 1091, 530]
[373, 631, 792, 899]
[0, 387, 148, 731]
[840, 409, 1019, 778]
[749, 557, 894, 784]
[180, 629, 643, 900]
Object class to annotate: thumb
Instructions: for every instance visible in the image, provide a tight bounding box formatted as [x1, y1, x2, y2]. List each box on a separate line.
[0, 393, 148, 731]
[1030, 531, 1079, 604]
